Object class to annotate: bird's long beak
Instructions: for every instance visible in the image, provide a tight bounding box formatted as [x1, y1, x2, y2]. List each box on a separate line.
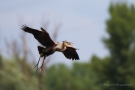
[69, 42, 74, 44]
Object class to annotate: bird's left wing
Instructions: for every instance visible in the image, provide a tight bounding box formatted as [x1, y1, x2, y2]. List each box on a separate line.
[21, 25, 55, 47]
[62, 47, 79, 60]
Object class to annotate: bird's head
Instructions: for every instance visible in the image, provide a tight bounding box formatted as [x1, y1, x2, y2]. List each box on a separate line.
[63, 40, 73, 46]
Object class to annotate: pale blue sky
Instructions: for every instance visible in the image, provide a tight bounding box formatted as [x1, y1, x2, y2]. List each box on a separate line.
[0, 0, 135, 66]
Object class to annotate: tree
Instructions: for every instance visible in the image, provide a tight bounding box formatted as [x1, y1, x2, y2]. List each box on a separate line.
[102, 3, 135, 90]
[0, 59, 39, 90]
[44, 64, 71, 90]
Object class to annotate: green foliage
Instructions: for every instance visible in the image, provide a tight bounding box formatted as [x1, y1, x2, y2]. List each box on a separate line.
[71, 62, 100, 90]
[101, 3, 135, 90]
[44, 64, 71, 90]
[0, 59, 38, 90]
[44, 63, 100, 90]
[104, 3, 135, 62]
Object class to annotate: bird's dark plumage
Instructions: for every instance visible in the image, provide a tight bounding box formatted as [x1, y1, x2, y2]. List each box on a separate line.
[38, 46, 44, 54]
[38, 46, 79, 60]
[63, 47, 79, 60]
[37, 46, 55, 56]
[21, 25, 55, 47]
[21, 25, 80, 73]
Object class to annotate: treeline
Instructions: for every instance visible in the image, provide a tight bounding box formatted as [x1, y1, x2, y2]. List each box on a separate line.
[0, 3, 135, 90]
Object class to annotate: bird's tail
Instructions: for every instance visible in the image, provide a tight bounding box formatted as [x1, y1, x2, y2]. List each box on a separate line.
[37, 46, 45, 54]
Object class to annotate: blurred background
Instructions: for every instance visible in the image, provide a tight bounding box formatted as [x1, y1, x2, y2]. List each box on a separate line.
[0, 0, 135, 90]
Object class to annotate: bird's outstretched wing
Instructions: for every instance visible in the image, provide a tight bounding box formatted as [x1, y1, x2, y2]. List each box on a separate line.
[63, 47, 79, 60]
[21, 25, 55, 47]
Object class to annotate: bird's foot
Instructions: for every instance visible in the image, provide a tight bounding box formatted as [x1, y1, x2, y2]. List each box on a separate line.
[33, 63, 39, 73]
[37, 63, 44, 73]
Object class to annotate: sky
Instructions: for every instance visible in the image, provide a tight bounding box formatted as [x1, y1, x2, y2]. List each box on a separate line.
[0, 0, 135, 66]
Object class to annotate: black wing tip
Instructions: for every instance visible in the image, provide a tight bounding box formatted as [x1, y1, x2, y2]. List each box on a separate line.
[75, 58, 80, 60]
[21, 24, 28, 30]
[68, 58, 80, 60]
[40, 27, 44, 30]
[40, 27, 45, 31]
[40, 27, 48, 33]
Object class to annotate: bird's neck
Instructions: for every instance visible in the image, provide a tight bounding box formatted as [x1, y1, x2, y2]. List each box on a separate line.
[62, 42, 66, 51]
[54, 42, 66, 51]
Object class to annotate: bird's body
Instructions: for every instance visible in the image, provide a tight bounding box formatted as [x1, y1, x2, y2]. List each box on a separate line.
[38, 42, 65, 57]
[38, 46, 55, 56]
[21, 25, 79, 73]
[38, 41, 78, 58]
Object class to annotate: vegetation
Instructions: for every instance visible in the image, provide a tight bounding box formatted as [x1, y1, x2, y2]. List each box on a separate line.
[0, 2, 135, 90]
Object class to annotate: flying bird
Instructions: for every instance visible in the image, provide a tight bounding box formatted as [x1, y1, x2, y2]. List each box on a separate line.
[21, 25, 79, 72]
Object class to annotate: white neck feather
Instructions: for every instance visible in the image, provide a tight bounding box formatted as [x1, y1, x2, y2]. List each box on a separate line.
[54, 42, 66, 51]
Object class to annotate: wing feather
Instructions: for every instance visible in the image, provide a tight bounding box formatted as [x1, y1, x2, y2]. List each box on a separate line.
[63, 47, 79, 60]
[21, 25, 55, 47]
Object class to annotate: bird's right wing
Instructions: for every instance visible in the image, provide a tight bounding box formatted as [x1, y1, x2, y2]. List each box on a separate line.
[62, 47, 79, 60]
[21, 25, 55, 47]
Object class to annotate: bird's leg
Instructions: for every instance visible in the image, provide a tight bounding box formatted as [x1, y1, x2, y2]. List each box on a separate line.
[33, 56, 41, 72]
[38, 56, 46, 73]
[33, 53, 43, 72]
